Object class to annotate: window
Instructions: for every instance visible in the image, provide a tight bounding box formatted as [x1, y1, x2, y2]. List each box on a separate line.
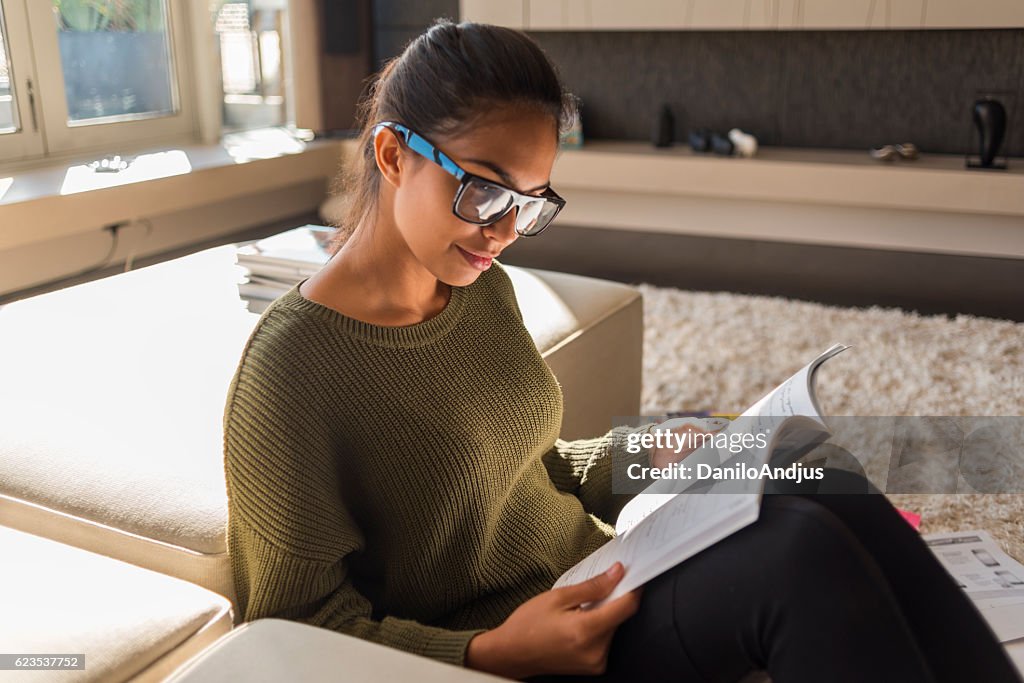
[53, 0, 178, 125]
[31, 0, 194, 158]
[0, 0, 294, 166]
[214, 0, 287, 132]
[0, 8, 15, 131]
[0, 0, 45, 161]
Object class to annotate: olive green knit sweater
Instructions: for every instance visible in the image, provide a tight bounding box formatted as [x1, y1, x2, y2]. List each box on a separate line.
[222, 260, 651, 669]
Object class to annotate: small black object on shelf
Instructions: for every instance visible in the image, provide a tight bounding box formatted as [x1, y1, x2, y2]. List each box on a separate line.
[652, 104, 674, 148]
[969, 98, 1006, 169]
[710, 132, 734, 156]
[687, 128, 712, 152]
[965, 90, 1014, 171]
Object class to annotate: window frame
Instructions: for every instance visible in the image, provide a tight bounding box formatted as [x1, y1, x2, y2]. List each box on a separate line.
[0, 0, 45, 162]
[21, 0, 199, 158]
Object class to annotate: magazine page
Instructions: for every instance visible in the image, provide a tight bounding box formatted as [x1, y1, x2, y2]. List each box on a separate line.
[614, 343, 850, 535]
[924, 530, 1024, 642]
[552, 485, 761, 608]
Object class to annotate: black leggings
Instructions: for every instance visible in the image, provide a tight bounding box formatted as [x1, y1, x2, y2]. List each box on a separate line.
[526, 467, 1022, 683]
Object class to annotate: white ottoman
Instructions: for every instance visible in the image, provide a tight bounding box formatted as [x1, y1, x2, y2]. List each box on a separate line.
[0, 246, 257, 612]
[166, 618, 507, 683]
[0, 524, 232, 683]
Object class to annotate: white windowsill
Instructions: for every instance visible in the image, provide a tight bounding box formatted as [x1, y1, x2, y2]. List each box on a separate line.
[0, 128, 345, 253]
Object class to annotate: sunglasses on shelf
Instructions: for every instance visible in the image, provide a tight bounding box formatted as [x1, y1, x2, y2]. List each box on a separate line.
[372, 120, 566, 237]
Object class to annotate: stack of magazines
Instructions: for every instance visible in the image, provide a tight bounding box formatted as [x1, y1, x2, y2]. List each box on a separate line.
[235, 225, 334, 312]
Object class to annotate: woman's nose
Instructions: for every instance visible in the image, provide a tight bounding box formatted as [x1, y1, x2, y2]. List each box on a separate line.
[483, 209, 521, 246]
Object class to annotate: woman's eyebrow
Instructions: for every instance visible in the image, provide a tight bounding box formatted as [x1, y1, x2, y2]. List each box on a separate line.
[464, 157, 550, 193]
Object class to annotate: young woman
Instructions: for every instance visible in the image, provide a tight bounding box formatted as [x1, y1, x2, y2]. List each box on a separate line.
[222, 19, 1021, 683]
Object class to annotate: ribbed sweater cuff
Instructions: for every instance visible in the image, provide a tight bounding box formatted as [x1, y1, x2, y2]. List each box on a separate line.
[420, 627, 489, 668]
[580, 424, 655, 524]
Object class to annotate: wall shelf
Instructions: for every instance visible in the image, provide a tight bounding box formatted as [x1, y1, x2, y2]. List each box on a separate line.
[544, 140, 1024, 259]
[553, 140, 1024, 218]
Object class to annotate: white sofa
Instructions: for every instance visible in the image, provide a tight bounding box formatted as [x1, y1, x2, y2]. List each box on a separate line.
[0, 524, 232, 682]
[0, 239, 644, 681]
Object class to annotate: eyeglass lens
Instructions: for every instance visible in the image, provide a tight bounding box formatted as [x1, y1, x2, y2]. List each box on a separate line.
[455, 178, 558, 236]
[457, 179, 513, 222]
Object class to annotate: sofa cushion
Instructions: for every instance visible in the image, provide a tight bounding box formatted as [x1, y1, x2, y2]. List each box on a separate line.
[0, 524, 232, 683]
[0, 246, 256, 609]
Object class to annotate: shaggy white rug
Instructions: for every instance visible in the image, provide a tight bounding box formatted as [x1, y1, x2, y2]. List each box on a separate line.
[634, 284, 1024, 562]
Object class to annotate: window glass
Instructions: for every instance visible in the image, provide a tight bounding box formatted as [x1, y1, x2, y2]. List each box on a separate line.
[0, 3, 18, 134]
[52, 0, 177, 124]
[215, 0, 286, 132]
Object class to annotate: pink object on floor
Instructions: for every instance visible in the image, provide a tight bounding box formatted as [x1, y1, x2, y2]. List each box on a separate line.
[896, 507, 922, 530]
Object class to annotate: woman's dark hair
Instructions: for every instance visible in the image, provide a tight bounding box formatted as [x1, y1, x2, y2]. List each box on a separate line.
[325, 18, 579, 256]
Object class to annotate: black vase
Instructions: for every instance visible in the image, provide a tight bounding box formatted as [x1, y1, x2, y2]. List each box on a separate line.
[652, 104, 674, 147]
[972, 98, 1006, 168]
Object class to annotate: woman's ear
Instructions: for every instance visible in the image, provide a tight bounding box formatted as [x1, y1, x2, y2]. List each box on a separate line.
[373, 127, 406, 189]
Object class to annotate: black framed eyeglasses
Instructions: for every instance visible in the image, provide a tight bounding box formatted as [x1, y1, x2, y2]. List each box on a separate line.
[372, 120, 566, 237]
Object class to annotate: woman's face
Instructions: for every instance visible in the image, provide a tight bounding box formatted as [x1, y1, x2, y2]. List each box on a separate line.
[378, 107, 559, 287]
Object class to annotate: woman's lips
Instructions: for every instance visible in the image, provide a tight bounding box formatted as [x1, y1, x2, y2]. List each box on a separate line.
[456, 245, 494, 271]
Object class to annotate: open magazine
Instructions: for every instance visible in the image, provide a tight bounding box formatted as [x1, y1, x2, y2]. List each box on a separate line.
[552, 343, 851, 608]
[923, 530, 1024, 643]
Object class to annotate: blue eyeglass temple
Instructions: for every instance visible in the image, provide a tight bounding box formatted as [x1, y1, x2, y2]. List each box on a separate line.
[372, 121, 466, 183]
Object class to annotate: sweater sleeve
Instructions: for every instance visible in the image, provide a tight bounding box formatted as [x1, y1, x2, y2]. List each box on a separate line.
[223, 333, 487, 668]
[227, 513, 487, 667]
[541, 424, 654, 527]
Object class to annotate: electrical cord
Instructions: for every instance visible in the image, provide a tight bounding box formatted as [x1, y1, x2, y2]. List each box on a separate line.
[57, 221, 123, 280]
[0, 220, 135, 306]
[123, 218, 154, 273]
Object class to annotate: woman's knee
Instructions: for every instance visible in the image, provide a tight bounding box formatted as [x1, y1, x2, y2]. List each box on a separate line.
[755, 495, 874, 585]
[683, 495, 889, 629]
[791, 468, 904, 534]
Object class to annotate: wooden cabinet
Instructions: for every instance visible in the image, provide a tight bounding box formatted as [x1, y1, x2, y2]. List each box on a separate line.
[687, 1, 761, 30]
[526, 1, 561, 29]
[883, 1, 928, 29]
[463, 0, 1024, 30]
[923, 0, 1024, 29]
[588, 0, 688, 29]
[459, 0, 525, 29]
[790, 1, 928, 30]
[799, 1, 880, 29]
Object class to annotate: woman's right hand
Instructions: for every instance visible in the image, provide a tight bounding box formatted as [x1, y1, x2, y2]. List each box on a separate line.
[465, 561, 642, 680]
